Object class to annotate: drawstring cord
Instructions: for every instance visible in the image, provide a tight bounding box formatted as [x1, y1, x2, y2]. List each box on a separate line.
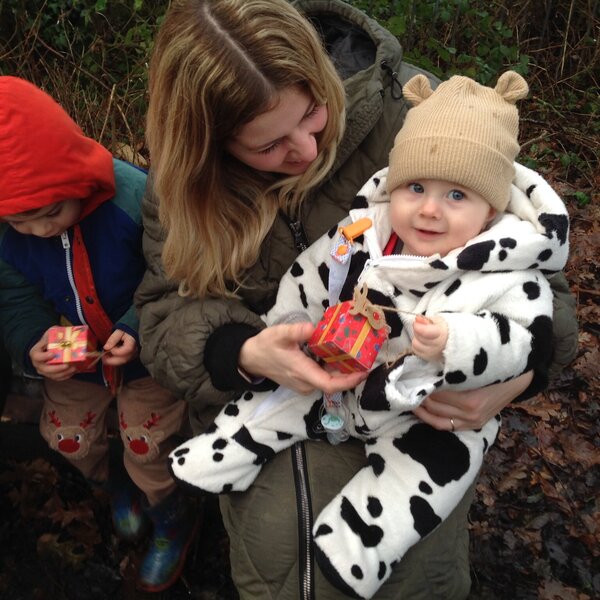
[380, 60, 404, 100]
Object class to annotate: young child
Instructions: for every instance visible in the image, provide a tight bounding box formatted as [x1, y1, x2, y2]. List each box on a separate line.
[0, 76, 198, 593]
[168, 71, 570, 598]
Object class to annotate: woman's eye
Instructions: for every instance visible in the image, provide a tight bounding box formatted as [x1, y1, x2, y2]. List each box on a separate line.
[449, 190, 465, 201]
[258, 141, 281, 155]
[409, 183, 424, 194]
[305, 104, 320, 119]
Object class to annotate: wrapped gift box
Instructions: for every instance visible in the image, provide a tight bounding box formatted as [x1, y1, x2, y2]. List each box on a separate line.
[47, 325, 96, 371]
[308, 301, 387, 373]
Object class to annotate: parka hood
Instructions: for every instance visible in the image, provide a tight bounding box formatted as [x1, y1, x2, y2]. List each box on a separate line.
[0, 76, 115, 219]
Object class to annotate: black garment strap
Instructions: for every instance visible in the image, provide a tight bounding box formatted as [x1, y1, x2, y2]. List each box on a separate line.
[279, 209, 309, 253]
[380, 59, 404, 100]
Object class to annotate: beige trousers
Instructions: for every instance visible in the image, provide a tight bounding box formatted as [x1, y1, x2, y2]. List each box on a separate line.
[40, 376, 187, 505]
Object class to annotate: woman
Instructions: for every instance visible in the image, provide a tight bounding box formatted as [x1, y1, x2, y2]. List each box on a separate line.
[136, 0, 578, 597]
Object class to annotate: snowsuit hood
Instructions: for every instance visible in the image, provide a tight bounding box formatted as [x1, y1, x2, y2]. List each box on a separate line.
[0, 76, 115, 219]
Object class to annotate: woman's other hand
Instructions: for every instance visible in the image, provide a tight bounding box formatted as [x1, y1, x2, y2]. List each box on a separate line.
[239, 322, 367, 395]
[413, 370, 533, 431]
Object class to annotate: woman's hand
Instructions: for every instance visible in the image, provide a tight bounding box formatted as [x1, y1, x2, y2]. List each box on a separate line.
[239, 322, 367, 395]
[29, 329, 78, 381]
[413, 370, 533, 431]
[103, 329, 138, 366]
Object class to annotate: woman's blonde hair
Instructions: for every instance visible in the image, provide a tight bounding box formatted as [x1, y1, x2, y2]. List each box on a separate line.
[146, 0, 346, 298]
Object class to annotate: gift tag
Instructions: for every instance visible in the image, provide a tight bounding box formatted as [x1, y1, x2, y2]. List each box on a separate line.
[330, 218, 373, 265]
[331, 233, 352, 265]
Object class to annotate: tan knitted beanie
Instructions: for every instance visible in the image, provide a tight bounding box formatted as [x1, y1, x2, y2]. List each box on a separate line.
[387, 71, 529, 212]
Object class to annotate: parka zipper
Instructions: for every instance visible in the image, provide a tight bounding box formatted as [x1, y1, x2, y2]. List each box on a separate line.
[279, 209, 309, 253]
[292, 442, 314, 600]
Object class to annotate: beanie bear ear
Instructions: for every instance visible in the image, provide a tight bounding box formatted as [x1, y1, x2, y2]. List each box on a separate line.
[403, 74, 434, 107]
[495, 71, 529, 104]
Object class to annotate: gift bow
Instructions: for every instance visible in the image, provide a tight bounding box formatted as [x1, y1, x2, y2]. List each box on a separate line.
[349, 283, 387, 330]
[51, 327, 86, 362]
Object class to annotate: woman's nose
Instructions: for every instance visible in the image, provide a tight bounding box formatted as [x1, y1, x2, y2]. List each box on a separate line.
[288, 131, 317, 163]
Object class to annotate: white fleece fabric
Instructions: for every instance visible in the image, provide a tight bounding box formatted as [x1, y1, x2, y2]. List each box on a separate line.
[170, 162, 569, 599]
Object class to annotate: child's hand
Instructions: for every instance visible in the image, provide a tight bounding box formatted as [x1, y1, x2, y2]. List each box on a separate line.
[30, 329, 77, 381]
[103, 330, 138, 366]
[411, 315, 448, 362]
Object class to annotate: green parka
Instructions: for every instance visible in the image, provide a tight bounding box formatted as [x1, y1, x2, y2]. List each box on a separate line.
[135, 1, 577, 597]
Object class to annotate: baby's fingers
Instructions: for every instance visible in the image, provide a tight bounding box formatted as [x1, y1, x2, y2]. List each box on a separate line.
[413, 322, 440, 341]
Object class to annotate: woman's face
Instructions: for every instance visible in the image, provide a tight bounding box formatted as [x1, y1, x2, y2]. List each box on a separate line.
[226, 85, 328, 176]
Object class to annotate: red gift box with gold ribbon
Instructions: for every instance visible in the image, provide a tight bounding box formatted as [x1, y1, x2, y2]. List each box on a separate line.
[307, 300, 388, 373]
[47, 325, 97, 372]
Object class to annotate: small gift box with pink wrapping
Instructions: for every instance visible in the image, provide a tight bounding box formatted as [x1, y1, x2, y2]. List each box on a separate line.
[47, 325, 97, 372]
[307, 287, 388, 373]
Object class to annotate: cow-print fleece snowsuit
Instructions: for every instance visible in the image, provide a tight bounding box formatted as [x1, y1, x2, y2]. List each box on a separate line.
[169, 162, 569, 599]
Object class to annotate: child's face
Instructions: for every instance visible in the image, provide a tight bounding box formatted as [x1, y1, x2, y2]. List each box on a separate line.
[390, 180, 496, 257]
[4, 200, 82, 238]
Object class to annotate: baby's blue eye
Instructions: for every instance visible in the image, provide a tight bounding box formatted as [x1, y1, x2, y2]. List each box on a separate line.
[409, 183, 424, 193]
[449, 189, 465, 201]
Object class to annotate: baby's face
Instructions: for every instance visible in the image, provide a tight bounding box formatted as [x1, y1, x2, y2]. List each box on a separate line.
[389, 179, 496, 257]
[4, 200, 82, 238]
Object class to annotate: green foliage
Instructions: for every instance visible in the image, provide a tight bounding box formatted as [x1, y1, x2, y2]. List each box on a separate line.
[572, 191, 590, 207]
[345, 0, 529, 83]
[0, 0, 166, 156]
[0, 0, 596, 185]
[346, 0, 598, 193]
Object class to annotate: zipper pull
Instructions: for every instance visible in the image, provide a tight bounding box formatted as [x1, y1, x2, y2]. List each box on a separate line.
[288, 220, 309, 253]
[61, 232, 70, 249]
[279, 209, 309, 253]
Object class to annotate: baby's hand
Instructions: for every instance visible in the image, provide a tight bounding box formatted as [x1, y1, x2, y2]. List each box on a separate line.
[103, 330, 138, 366]
[30, 328, 77, 381]
[411, 315, 448, 362]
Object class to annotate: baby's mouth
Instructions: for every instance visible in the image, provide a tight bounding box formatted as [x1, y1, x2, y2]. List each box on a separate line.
[416, 228, 442, 236]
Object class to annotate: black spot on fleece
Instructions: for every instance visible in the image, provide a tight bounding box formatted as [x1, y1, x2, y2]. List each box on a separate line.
[393, 423, 470, 486]
[456, 240, 496, 270]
